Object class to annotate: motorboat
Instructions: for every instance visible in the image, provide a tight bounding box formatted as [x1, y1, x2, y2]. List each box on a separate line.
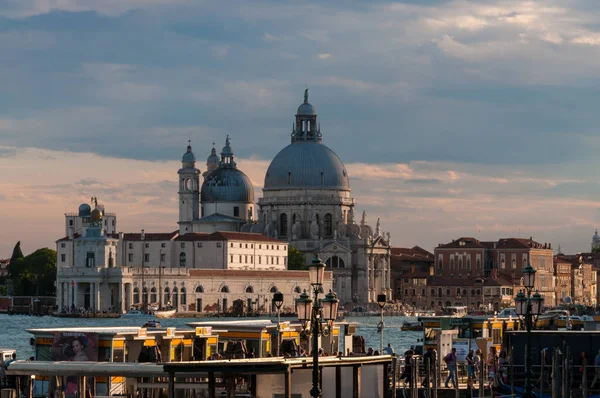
[122, 309, 154, 317]
[142, 320, 161, 328]
[155, 308, 176, 319]
[401, 321, 424, 332]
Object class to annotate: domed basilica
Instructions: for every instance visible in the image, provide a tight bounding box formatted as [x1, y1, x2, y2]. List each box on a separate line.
[179, 90, 392, 304]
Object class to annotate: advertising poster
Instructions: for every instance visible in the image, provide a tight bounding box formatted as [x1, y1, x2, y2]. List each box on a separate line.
[452, 339, 469, 362]
[51, 332, 99, 361]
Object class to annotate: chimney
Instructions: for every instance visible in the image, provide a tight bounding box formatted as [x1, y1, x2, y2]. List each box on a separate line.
[530, 236, 533, 247]
[411, 264, 415, 274]
[429, 263, 435, 276]
[549, 243, 552, 250]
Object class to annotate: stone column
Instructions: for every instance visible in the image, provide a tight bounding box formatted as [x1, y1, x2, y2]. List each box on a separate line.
[118, 282, 123, 313]
[96, 282, 101, 312]
[57, 282, 63, 310]
[67, 282, 72, 309]
[73, 282, 78, 308]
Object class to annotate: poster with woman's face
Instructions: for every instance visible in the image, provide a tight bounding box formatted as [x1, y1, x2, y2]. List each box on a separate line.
[51, 332, 98, 362]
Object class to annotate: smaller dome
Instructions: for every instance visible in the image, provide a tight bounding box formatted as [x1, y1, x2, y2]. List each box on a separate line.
[90, 208, 102, 222]
[207, 146, 219, 165]
[182, 142, 195, 165]
[78, 203, 91, 217]
[297, 102, 316, 116]
[594, 229, 600, 241]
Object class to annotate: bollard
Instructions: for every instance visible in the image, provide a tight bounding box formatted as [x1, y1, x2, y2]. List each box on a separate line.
[583, 355, 588, 398]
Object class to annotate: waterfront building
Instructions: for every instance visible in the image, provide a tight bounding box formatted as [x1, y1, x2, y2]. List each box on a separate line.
[554, 253, 597, 306]
[399, 263, 515, 310]
[389, 246, 434, 301]
[0, 258, 8, 277]
[434, 236, 556, 306]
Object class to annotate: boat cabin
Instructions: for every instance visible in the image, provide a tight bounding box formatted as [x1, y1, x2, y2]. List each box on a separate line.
[0, 348, 16, 362]
[187, 320, 351, 358]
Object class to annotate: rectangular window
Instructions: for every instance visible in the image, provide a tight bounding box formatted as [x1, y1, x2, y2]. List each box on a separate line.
[112, 220, 115, 226]
[492, 329, 502, 345]
[233, 206, 240, 217]
[239, 255, 242, 263]
[181, 243, 185, 248]
[245, 244, 248, 248]
[231, 255, 234, 263]
[277, 257, 279, 265]
[61, 243, 66, 248]
[231, 243, 234, 248]
[86, 252, 95, 268]
[161, 243, 166, 248]
[216, 242, 222, 248]
[259, 256, 262, 264]
[277, 245, 279, 250]
[128, 253, 133, 262]
[129, 243, 133, 249]
[240, 243, 242, 248]
[245, 255, 248, 263]
[259, 245, 262, 249]
[250, 257, 253, 264]
[197, 242, 202, 248]
[145, 243, 149, 248]
[160, 253, 166, 262]
[144, 254, 149, 262]
[69, 219, 73, 226]
[61, 254, 66, 262]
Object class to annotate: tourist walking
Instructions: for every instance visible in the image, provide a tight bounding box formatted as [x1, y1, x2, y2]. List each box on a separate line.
[488, 346, 499, 395]
[444, 348, 458, 388]
[466, 349, 476, 387]
[421, 347, 435, 388]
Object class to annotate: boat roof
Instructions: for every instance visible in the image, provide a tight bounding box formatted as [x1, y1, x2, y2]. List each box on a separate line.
[6, 355, 392, 377]
[27, 327, 142, 336]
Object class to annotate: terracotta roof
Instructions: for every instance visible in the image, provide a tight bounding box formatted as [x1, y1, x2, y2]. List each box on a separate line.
[390, 246, 434, 261]
[482, 277, 514, 286]
[496, 237, 549, 250]
[398, 271, 431, 279]
[123, 231, 179, 241]
[173, 233, 210, 241]
[437, 237, 486, 249]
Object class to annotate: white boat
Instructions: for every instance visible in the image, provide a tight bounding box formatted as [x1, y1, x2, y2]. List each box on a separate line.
[155, 309, 176, 319]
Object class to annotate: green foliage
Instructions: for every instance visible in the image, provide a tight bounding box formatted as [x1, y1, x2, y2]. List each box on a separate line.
[287, 246, 306, 270]
[7, 246, 56, 296]
[592, 247, 600, 254]
[8, 241, 24, 275]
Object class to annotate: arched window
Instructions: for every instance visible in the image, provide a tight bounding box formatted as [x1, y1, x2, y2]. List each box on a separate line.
[133, 287, 140, 304]
[195, 285, 204, 293]
[466, 258, 471, 269]
[142, 287, 148, 306]
[246, 286, 254, 293]
[438, 260, 443, 269]
[412, 289, 416, 296]
[326, 256, 345, 268]
[294, 286, 302, 293]
[456, 288, 461, 296]
[430, 289, 435, 296]
[324, 213, 333, 237]
[150, 287, 157, 303]
[476, 289, 481, 296]
[221, 286, 229, 293]
[172, 287, 179, 307]
[279, 213, 288, 237]
[180, 287, 186, 305]
[164, 287, 170, 305]
[438, 288, 443, 297]
[179, 252, 186, 267]
[446, 289, 451, 296]
[476, 259, 481, 269]
[450, 258, 454, 269]
[270, 286, 278, 293]
[471, 289, 475, 296]
[462, 289, 467, 296]
[458, 258, 462, 269]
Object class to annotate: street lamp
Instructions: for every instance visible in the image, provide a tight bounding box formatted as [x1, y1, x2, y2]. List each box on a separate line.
[377, 293, 386, 353]
[296, 256, 339, 398]
[273, 291, 284, 356]
[514, 263, 544, 398]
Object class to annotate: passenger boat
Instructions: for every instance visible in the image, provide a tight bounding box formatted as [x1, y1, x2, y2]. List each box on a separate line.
[122, 309, 154, 317]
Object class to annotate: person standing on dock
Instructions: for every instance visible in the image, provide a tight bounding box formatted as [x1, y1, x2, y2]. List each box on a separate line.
[444, 348, 457, 388]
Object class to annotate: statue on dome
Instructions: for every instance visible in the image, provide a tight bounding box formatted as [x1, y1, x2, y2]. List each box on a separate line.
[304, 88, 309, 103]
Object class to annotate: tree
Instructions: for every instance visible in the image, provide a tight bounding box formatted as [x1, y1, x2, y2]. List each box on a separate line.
[7, 247, 56, 296]
[287, 246, 306, 270]
[7, 241, 24, 277]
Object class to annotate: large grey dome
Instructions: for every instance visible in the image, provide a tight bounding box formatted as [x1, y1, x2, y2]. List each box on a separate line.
[264, 141, 350, 191]
[201, 168, 254, 202]
[297, 102, 316, 116]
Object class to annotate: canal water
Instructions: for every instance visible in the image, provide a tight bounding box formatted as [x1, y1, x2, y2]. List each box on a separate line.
[1, 314, 421, 358]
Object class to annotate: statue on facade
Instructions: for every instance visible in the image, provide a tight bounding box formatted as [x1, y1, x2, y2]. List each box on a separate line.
[375, 218, 381, 237]
[292, 219, 301, 240]
[337, 220, 346, 238]
[310, 214, 319, 240]
[361, 210, 367, 226]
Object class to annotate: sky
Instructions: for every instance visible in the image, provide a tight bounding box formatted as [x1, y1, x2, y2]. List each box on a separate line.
[1, 0, 600, 257]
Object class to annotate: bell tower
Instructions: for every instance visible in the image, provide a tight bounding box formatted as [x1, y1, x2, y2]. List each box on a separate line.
[178, 141, 200, 234]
